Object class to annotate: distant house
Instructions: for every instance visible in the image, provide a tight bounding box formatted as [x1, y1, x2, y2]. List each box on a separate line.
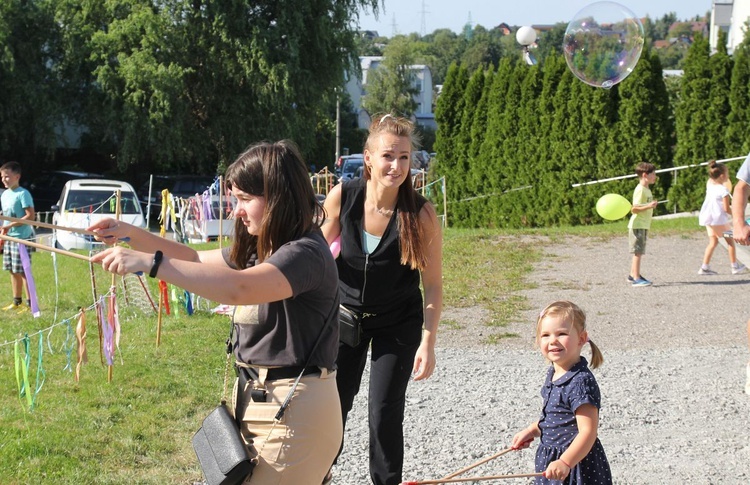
[345, 56, 435, 130]
[711, 0, 750, 54]
[494, 23, 512, 35]
[668, 20, 709, 38]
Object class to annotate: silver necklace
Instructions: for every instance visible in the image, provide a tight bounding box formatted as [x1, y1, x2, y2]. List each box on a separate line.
[376, 206, 394, 217]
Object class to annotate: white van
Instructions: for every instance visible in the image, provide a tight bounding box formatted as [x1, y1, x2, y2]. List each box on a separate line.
[52, 179, 145, 250]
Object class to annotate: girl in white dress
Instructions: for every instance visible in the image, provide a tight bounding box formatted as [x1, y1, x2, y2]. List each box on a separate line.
[698, 160, 747, 275]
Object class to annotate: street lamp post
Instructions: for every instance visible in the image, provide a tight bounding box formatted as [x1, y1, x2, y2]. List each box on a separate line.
[335, 91, 340, 165]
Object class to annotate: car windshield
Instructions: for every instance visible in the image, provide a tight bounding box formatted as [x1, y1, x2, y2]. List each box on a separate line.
[64, 190, 141, 214]
[343, 159, 363, 174]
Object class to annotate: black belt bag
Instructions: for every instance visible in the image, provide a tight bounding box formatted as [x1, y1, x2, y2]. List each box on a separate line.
[339, 304, 362, 347]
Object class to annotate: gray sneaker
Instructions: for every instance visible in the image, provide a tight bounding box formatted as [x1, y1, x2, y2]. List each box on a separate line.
[732, 264, 748, 275]
[698, 267, 718, 275]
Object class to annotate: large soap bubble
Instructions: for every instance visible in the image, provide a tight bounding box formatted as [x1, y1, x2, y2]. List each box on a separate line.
[563, 1, 644, 89]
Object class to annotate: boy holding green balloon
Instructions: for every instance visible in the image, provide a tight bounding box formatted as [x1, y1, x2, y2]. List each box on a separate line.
[627, 162, 658, 287]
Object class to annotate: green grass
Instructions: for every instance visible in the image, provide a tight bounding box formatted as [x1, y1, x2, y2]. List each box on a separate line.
[0, 218, 703, 482]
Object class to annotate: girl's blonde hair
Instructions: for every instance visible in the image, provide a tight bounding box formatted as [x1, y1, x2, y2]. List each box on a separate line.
[363, 113, 429, 271]
[536, 300, 603, 369]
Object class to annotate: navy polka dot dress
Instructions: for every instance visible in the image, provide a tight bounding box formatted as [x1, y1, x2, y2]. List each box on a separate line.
[534, 357, 612, 484]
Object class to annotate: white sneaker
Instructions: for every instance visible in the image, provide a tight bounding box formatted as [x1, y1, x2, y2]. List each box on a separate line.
[698, 267, 718, 275]
[732, 264, 748, 275]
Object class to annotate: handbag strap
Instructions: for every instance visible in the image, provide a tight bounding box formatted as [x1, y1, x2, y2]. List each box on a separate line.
[274, 300, 338, 420]
[227, 298, 338, 420]
[220, 330, 234, 406]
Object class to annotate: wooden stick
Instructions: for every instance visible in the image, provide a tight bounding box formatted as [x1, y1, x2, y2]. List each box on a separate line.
[0, 234, 90, 262]
[0, 214, 98, 236]
[218, 176, 223, 250]
[156, 286, 163, 348]
[442, 448, 513, 479]
[402, 472, 543, 484]
[107, 190, 121, 384]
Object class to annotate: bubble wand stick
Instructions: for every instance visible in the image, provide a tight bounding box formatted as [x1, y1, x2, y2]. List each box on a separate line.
[440, 447, 513, 480]
[400, 472, 543, 484]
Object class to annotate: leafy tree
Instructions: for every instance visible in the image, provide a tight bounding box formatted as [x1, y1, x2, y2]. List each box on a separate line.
[706, 30, 733, 160]
[511, 62, 543, 226]
[460, 25, 503, 74]
[456, 66, 485, 193]
[670, 33, 712, 212]
[0, 0, 64, 170]
[356, 34, 386, 56]
[422, 29, 463, 85]
[432, 62, 467, 222]
[361, 36, 419, 117]
[535, 23, 567, 64]
[653, 13, 678, 40]
[599, 49, 672, 209]
[726, 21, 750, 157]
[669, 23, 693, 40]
[642, 16, 656, 42]
[54, 0, 379, 176]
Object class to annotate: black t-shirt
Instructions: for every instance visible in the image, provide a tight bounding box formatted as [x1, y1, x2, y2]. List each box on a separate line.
[222, 229, 339, 368]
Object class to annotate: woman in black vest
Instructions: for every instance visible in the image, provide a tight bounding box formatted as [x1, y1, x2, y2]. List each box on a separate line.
[322, 114, 443, 485]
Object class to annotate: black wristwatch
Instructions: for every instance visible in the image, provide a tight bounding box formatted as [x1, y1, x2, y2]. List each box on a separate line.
[149, 250, 164, 278]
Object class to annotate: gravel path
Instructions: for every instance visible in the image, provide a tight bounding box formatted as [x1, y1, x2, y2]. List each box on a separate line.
[332, 232, 750, 484]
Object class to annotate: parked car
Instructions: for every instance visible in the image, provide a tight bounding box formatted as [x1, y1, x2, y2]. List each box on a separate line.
[27, 170, 104, 212]
[338, 155, 364, 183]
[52, 179, 145, 250]
[139, 174, 216, 219]
[335, 154, 363, 178]
[413, 150, 431, 170]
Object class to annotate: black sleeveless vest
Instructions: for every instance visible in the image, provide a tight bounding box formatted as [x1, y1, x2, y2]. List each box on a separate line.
[337, 177, 426, 329]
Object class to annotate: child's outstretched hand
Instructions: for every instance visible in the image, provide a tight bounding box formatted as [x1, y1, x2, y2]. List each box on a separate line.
[511, 427, 537, 450]
[544, 459, 571, 481]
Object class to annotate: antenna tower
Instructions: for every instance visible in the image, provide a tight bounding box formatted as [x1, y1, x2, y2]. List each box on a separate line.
[420, 0, 429, 36]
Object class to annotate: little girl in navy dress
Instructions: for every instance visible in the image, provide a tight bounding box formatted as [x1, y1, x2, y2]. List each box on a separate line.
[511, 300, 612, 484]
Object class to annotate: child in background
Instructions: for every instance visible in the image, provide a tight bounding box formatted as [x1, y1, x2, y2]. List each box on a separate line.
[627, 162, 658, 287]
[511, 301, 612, 484]
[0, 161, 35, 313]
[698, 160, 747, 275]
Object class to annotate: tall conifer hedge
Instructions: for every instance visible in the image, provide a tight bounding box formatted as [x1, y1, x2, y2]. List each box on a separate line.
[433, 35, 745, 228]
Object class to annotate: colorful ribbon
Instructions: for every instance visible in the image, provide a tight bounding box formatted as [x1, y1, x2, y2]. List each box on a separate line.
[159, 280, 170, 315]
[75, 309, 88, 382]
[18, 244, 40, 317]
[14, 333, 45, 411]
[185, 290, 194, 315]
[14, 336, 32, 409]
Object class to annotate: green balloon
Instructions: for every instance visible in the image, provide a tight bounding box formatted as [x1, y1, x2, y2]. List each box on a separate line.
[596, 193, 632, 221]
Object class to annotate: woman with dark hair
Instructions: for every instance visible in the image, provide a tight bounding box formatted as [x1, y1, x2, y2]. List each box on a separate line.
[322, 114, 443, 485]
[89, 140, 342, 484]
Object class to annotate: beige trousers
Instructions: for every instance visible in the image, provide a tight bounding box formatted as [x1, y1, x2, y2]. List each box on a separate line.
[233, 369, 342, 485]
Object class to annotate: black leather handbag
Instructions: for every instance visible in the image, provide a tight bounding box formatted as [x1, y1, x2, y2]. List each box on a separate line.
[192, 328, 256, 485]
[339, 304, 362, 347]
[192, 404, 255, 485]
[193, 303, 336, 484]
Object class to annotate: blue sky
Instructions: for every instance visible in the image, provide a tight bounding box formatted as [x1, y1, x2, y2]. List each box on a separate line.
[357, 0, 712, 37]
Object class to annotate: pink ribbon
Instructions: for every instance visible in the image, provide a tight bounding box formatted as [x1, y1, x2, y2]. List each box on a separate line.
[99, 295, 114, 366]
